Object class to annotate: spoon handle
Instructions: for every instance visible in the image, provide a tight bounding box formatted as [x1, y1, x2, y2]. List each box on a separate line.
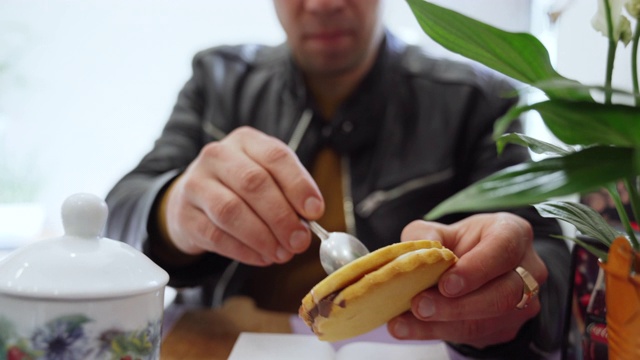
[304, 220, 330, 241]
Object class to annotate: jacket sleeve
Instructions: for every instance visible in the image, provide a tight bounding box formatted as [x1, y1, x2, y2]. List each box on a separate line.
[104, 50, 233, 287]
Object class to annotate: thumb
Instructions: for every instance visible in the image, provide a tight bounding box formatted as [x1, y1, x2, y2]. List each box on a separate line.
[400, 219, 447, 243]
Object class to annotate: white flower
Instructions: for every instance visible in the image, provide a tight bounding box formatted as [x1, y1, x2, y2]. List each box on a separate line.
[619, 15, 633, 44]
[626, 0, 640, 18]
[592, 0, 633, 45]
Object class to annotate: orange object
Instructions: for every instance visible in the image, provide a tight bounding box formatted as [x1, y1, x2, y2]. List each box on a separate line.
[601, 236, 640, 360]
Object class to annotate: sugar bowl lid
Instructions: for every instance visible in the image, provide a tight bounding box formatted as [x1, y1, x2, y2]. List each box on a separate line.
[0, 193, 169, 299]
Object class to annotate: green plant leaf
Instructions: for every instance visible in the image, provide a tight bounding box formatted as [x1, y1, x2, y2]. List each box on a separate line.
[405, 0, 586, 99]
[533, 201, 621, 246]
[493, 105, 527, 141]
[605, 182, 640, 248]
[533, 78, 631, 100]
[531, 100, 640, 147]
[554, 234, 610, 262]
[493, 99, 640, 148]
[425, 146, 637, 220]
[496, 133, 572, 156]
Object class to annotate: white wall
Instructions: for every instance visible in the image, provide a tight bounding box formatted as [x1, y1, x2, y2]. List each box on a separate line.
[555, 0, 635, 95]
[0, 0, 532, 241]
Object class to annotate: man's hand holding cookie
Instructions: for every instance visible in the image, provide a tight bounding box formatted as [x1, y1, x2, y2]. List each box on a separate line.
[388, 213, 547, 349]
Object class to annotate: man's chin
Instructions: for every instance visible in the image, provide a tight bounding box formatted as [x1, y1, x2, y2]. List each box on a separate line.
[300, 55, 365, 78]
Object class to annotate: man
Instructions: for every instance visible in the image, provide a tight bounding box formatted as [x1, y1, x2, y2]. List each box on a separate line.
[105, 0, 569, 358]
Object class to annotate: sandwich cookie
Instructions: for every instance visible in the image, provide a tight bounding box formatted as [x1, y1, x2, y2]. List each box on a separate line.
[299, 240, 457, 342]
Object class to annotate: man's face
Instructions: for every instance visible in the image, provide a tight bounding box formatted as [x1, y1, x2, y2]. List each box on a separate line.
[273, 0, 383, 78]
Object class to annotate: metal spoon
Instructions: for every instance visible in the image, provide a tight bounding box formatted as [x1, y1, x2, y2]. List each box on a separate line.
[303, 220, 370, 274]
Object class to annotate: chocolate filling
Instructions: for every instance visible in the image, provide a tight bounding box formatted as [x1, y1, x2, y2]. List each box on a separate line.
[306, 260, 390, 322]
[308, 291, 346, 320]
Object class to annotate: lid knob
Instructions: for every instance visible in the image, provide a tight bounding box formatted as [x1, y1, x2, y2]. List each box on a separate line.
[61, 193, 108, 238]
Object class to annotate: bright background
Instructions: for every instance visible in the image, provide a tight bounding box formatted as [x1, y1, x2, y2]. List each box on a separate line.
[0, 0, 634, 248]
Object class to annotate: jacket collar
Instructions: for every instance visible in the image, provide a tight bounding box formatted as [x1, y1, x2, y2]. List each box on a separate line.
[283, 30, 407, 155]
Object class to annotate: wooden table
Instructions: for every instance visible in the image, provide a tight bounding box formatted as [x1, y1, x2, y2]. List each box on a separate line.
[160, 296, 562, 360]
[161, 296, 292, 360]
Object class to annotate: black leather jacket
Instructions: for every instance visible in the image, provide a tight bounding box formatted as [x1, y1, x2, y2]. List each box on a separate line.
[105, 32, 569, 359]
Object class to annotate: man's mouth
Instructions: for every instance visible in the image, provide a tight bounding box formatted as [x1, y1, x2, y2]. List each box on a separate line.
[305, 29, 352, 45]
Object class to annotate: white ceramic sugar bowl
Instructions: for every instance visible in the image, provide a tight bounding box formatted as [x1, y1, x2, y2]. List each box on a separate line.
[0, 193, 169, 360]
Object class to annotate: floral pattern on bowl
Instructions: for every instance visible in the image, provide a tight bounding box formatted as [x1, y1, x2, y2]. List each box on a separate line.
[0, 314, 162, 360]
[0, 194, 169, 360]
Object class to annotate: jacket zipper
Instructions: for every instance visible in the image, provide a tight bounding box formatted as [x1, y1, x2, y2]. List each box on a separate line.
[356, 168, 455, 218]
[202, 121, 227, 141]
[287, 109, 313, 151]
[291, 109, 356, 235]
[201, 109, 314, 149]
[341, 156, 357, 235]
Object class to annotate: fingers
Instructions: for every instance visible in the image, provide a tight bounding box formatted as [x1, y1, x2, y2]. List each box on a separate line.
[402, 213, 546, 315]
[237, 128, 324, 219]
[408, 272, 540, 322]
[163, 188, 269, 266]
[165, 126, 325, 265]
[197, 143, 307, 256]
[446, 214, 532, 296]
[172, 202, 270, 266]
[388, 305, 538, 348]
[218, 128, 323, 252]
[390, 213, 548, 348]
[402, 214, 535, 297]
[163, 173, 272, 265]
[189, 175, 294, 263]
[400, 219, 449, 243]
[225, 127, 324, 219]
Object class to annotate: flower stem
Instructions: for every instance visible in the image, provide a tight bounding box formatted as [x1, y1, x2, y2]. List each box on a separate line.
[604, 0, 616, 104]
[632, 20, 640, 106]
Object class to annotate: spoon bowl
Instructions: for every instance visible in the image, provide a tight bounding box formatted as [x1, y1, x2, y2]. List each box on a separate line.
[306, 220, 370, 274]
